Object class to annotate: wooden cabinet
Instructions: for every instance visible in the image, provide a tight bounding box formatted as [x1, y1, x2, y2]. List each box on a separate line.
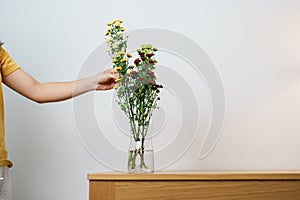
[88, 171, 300, 200]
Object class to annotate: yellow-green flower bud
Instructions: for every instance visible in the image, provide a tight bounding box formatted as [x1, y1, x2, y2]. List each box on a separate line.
[114, 21, 121, 27]
[118, 51, 125, 55]
[105, 28, 111, 36]
[115, 77, 121, 82]
[127, 53, 132, 58]
[145, 44, 152, 49]
[107, 20, 115, 26]
[115, 66, 122, 71]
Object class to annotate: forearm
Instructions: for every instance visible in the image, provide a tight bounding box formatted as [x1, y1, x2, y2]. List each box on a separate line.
[34, 82, 75, 103]
[34, 76, 97, 103]
[4, 68, 117, 103]
[4, 69, 99, 103]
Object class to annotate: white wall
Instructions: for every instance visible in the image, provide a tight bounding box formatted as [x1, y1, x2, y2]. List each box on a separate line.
[1, 0, 300, 199]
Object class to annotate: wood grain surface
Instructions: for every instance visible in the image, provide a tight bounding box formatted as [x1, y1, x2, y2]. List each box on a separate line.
[88, 171, 300, 200]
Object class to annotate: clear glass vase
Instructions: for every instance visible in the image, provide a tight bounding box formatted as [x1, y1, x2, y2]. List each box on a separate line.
[127, 136, 154, 173]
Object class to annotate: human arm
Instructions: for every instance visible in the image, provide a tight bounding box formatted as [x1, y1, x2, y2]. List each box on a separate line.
[2, 68, 118, 103]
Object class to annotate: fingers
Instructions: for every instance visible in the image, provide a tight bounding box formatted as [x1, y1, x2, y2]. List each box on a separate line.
[110, 68, 117, 74]
[109, 68, 119, 80]
[100, 68, 118, 81]
[96, 68, 119, 90]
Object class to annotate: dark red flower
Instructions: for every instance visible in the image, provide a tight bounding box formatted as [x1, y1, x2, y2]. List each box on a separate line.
[149, 59, 155, 64]
[146, 53, 154, 58]
[131, 71, 138, 75]
[141, 56, 146, 61]
[147, 80, 153, 84]
[134, 58, 141, 65]
[147, 70, 155, 78]
[131, 85, 138, 91]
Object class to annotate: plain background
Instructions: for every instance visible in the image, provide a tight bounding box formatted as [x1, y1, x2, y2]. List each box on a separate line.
[1, 0, 300, 199]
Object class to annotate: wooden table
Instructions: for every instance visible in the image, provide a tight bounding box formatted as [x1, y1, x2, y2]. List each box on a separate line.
[88, 171, 300, 200]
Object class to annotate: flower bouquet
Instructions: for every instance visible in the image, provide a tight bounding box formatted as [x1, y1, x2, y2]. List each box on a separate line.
[105, 20, 162, 172]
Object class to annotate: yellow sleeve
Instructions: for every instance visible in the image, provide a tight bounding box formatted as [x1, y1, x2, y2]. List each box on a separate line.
[0, 46, 20, 77]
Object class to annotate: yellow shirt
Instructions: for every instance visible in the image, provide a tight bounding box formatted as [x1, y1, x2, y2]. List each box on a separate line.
[0, 46, 20, 167]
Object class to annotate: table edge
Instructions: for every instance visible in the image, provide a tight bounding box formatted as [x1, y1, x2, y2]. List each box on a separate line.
[88, 170, 300, 181]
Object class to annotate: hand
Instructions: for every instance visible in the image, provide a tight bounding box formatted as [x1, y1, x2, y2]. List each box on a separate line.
[96, 68, 119, 90]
